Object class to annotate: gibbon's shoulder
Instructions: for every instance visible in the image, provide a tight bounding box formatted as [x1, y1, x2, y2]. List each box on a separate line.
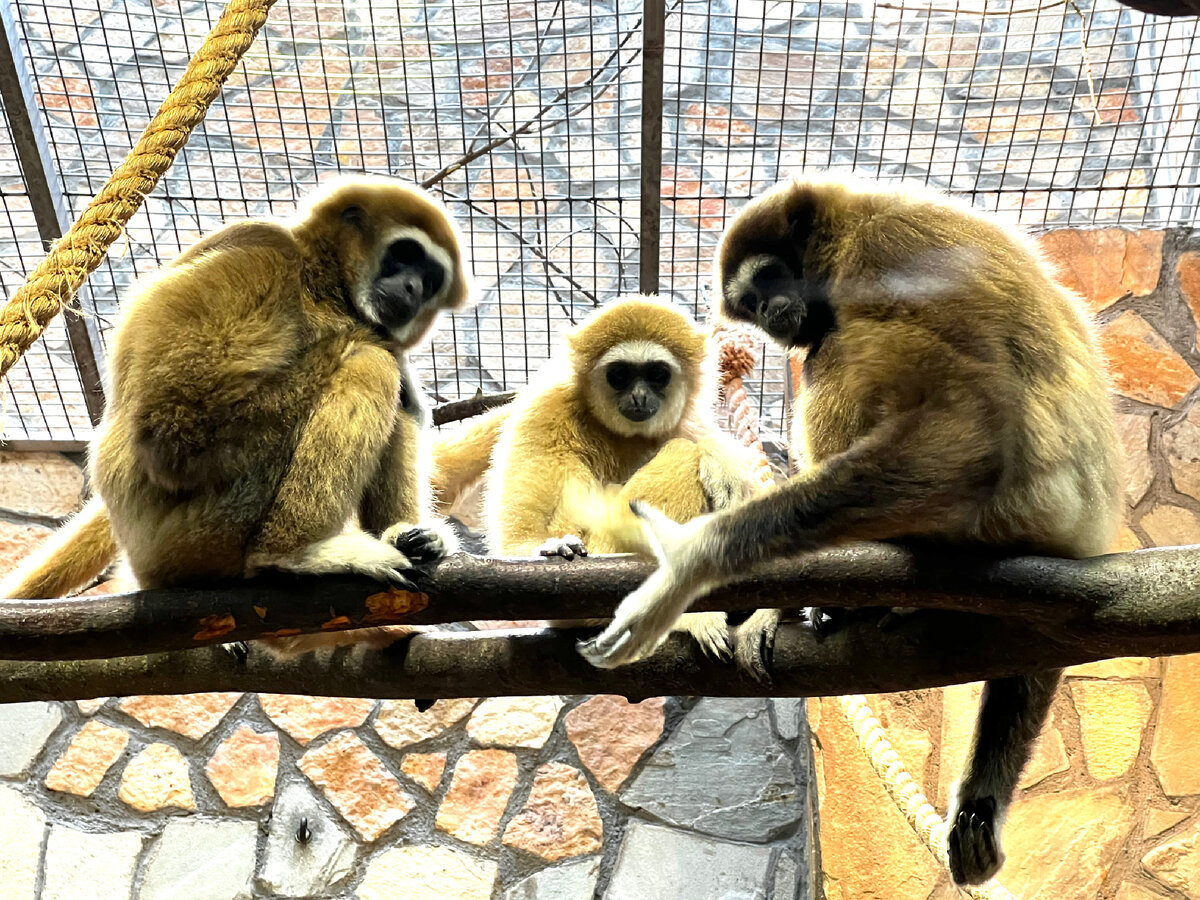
[169, 220, 301, 270]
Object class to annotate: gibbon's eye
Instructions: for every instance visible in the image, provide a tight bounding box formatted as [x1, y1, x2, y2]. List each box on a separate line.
[644, 361, 672, 390]
[388, 238, 425, 266]
[379, 237, 426, 280]
[738, 290, 758, 315]
[606, 361, 633, 391]
[757, 260, 790, 284]
[340, 205, 366, 227]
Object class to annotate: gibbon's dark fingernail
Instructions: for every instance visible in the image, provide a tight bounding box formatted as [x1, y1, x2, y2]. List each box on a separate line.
[295, 817, 311, 844]
[414, 698, 435, 712]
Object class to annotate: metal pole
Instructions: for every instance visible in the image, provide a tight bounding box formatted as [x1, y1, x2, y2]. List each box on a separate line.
[638, 0, 666, 295]
[0, 0, 106, 426]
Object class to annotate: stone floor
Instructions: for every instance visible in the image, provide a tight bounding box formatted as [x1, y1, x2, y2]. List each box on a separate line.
[0, 689, 814, 898]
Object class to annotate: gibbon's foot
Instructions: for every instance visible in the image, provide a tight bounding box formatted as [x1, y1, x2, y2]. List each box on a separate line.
[805, 605, 848, 641]
[677, 611, 732, 661]
[733, 608, 783, 683]
[223, 641, 250, 664]
[947, 795, 1004, 885]
[579, 502, 713, 668]
[537, 534, 588, 560]
[383, 520, 459, 565]
[248, 532, 421, 591]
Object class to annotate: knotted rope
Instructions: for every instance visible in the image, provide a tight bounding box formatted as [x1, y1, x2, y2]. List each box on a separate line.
[0, 0, 276, 381]
[712, 323, 777, 488]
[839, 695, 1018, 900]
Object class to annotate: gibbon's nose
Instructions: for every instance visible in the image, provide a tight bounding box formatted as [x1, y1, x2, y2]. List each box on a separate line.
[765, 294, 794, 319]
[623, 385, 659, 421]
[386, 269, 424, 302]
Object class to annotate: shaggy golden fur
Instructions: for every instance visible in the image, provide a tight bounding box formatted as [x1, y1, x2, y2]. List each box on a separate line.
[433, 295, 763, 658]
[579, 174, 1121, 885]
[2, 175, 471, 657]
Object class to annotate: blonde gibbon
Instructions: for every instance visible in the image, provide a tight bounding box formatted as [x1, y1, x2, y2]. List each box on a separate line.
[431, 295, 767, 660]
[578, 174, 1121, 885]
[2, 175, 473, 654]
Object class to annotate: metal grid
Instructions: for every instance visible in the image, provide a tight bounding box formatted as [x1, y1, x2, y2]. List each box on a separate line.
[1, 0, 1198, 443]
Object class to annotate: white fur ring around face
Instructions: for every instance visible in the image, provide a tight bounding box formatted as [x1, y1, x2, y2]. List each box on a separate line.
[577, 501, 713, 668]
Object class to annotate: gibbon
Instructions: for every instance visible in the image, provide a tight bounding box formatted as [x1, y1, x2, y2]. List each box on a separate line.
[432, 295, 765, 659]
[578, 174, 1121, 885]
[2, 175, 473, 653]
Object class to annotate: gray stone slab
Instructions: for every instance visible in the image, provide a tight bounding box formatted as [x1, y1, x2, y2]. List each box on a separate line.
[620, 698, 804, 842]
[502, 857, 601, 899]
[0, 786, 44, 899]
[770, 699, 804, 741]
[138, 818, 257, 900]
[606, 821, 772, 900]
[259, 780, 356, 898]
[43, 825, 144, 900]
[772, 852, 798, 900]
[0, 701, 63, 776]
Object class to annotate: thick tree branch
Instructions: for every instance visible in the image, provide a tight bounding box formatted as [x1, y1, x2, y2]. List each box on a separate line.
[0, 612, 1159, 704]
[3, 544, 1200, 668]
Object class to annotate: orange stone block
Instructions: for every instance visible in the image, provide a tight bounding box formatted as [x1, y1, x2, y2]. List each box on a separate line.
[814, 694, 941, 900]
[118, 743, 195, 812]
[564, 695, 666, 792]
[118, 693, 241, 741]
[435, 749, 519, 845]
[299, 732, 414, 841]
[373, 698, 477, 749]
[44, 721, 129, 797]
[1152, 654, 1200, 796]
[401, 752, 447, 794]
[258, 694, 375, 745]
[1141, 504, 1200, 548]
[205, 726, 280, 808]
[502, 762, 603, 862]
[1099, 311, 1197, 408]
[75, 698, 108, 716]
[1177, 252, 1200, 331]
[1038, 229, 1163, 311]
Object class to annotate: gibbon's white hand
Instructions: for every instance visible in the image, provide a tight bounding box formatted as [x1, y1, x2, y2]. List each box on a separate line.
[578, 501, 717, 667]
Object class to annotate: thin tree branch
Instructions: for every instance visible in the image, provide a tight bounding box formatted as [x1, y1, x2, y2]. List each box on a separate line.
[431, 390, 516, 426]
[4, 544, 1200, 665]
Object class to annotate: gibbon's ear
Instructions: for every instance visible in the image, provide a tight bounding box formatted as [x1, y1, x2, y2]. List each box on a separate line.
[340, 204, 367, 228]
[786, 192, 818, 246]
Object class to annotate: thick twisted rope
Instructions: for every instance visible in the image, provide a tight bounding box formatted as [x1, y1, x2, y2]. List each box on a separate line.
[839, 696, 1017, 900]
[712, 328, 1015, 898]
[0, 0, 276, 381]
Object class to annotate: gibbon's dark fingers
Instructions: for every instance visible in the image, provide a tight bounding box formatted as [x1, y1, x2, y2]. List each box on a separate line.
[537, 535, 589, 560]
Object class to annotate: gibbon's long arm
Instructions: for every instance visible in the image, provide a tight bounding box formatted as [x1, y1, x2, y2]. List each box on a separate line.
[430, 405, 511, 513]
[244, 342, 413, 581]
[579, 399, 996, 667]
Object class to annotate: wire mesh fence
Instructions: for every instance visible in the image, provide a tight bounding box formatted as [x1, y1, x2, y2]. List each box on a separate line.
[1, 0, 1197, 443]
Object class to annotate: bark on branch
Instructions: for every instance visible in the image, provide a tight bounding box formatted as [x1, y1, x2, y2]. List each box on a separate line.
[2, 543, 1200, 685]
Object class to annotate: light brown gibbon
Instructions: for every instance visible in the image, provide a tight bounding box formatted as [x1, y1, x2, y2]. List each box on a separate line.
[2, 174, 473, 655]
[432, 295, 767, 660]
[578, 174, 1121, 886]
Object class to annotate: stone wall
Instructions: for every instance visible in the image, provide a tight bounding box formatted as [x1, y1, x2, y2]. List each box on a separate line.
[0, 456, 815, 898]
[812, 226, 1200, 900]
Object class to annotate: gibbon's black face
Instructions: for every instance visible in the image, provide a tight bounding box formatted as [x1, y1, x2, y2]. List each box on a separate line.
[368, 235, 448, 334]
[724, 253, 835, 352]
[606, 359, 673, 422]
